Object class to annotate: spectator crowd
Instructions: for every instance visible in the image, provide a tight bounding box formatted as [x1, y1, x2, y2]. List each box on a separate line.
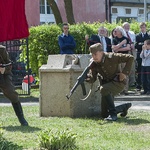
[58, 22, 150, 96]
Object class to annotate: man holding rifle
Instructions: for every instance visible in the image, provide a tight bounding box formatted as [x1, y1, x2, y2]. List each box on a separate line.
[0, 45, 28, 126]
[86, 43, 134, 121]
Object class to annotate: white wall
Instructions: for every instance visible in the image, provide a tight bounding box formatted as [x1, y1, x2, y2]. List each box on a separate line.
[40, 14, 55, 24]
[111, 6, 146, 23]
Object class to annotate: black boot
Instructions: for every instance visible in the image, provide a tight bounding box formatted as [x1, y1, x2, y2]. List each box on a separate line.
[103, 94, 117, 121]
[116, 103, 132, 117]
[12, 102, 28, 126]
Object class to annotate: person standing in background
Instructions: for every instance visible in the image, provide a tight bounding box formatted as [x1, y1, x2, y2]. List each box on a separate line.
[58, 23, 76, 54]
[109, 28, 117, 44]
[85, 26, 112, 52]
[140, 39, 150, 95]
[135, 22, 150, 91]
[112, 26, 131, 95]
[122, 22, 136, 87]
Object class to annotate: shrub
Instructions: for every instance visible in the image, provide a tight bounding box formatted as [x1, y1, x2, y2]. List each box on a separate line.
[20, 24, 62, 76]
[0, 125, 22, 150]
[38, 128, 77, 150]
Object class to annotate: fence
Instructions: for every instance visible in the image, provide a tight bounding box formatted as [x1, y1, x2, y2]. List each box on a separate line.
[0, 38, 31, 95]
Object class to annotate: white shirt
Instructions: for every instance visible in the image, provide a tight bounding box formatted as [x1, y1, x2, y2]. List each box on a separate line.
[98, 35, 107, 52]
[126, 30, 135, 43]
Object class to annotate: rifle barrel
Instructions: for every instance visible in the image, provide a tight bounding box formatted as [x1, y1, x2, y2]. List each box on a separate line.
[66, 61, 94, 100]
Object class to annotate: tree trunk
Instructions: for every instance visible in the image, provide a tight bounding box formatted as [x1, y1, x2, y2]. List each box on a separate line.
[47, 0, 63, 24]
[64, 0, 75, 24]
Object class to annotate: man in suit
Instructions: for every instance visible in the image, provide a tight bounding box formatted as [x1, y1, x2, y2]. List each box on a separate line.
[135, 22, 150, 91]
[122, 22, 136, 87]
[85, 26, 112, 52]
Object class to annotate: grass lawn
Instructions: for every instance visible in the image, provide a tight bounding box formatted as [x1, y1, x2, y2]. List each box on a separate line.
[1, 103, 150, 150]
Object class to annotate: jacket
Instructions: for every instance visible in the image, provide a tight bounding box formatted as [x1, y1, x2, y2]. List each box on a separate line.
[89, 52, 134, 83]
[88, 34, 112, 52]
[0, 45, 12, 75]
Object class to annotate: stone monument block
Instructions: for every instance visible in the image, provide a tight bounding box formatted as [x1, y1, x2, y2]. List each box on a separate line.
[39, 54, 101, 117]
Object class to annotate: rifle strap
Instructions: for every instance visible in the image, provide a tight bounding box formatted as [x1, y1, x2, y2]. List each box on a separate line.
[80, 83, 93, 101]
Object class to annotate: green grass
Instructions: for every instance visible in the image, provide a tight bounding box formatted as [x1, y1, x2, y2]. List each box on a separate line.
[1, 105, 150, 150]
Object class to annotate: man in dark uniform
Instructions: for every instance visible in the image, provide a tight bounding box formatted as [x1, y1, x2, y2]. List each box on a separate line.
[0, 45, 28, 126]
[135, 22, 150, 91]
[86, 43, 134, 121]
[85, 26, 112, 52]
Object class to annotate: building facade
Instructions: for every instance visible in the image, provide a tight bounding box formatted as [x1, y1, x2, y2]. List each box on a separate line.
[25, 0, 40, 27]
[39, 0, 110, 24]
[110, 0, 150, 23]
[28, 0, 150, 26]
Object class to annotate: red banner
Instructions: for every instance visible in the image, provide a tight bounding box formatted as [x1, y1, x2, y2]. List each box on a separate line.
[0, 0, 29, 42]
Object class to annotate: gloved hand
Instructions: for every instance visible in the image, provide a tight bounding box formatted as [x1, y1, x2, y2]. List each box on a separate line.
[117, 73, 126, 82]
[0, 67, 5, 74]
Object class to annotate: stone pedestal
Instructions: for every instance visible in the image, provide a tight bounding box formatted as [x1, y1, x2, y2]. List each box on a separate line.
[39, 54, 101, 117]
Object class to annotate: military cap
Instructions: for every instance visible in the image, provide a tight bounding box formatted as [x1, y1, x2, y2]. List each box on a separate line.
[89, 43, 103, 54]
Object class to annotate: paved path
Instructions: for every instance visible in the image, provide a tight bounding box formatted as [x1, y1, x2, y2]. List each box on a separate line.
[1, 99, 150, 111]
[114, 93, 150, 110]
[0, 88, 150, 110]
[0, 102, 39, 106]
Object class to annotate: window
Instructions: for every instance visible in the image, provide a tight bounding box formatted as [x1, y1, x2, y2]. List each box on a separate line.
[47, 1, 53, 14]
[139, 9, 144, 14]
[125, 8, 131, 14]
[40, 0, 45, 14]
[112, 8, 118, 14]
[40, 0, 53, 14]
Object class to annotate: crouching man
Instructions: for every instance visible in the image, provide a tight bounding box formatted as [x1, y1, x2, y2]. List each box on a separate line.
[86, 43, 134, 121]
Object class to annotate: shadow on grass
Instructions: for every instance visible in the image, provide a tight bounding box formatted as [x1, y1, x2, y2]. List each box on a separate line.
[75, 116, 150, 126]
[2, 125, 41, 133]
[117, 117, 150, 125]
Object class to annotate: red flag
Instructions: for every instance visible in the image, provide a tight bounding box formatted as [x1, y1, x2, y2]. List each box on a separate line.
[0, 0, 29, 42]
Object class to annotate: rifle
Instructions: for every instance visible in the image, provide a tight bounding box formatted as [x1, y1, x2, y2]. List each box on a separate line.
[66, 61, 94, 100]
[0, 62, 12, 67]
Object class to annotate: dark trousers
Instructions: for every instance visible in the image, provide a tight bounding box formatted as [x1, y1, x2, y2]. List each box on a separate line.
[100, 81, 125, 117]
[136, 58, 142, 88]
[0, 74, 19, 103]
[141, 66, 150, 92]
